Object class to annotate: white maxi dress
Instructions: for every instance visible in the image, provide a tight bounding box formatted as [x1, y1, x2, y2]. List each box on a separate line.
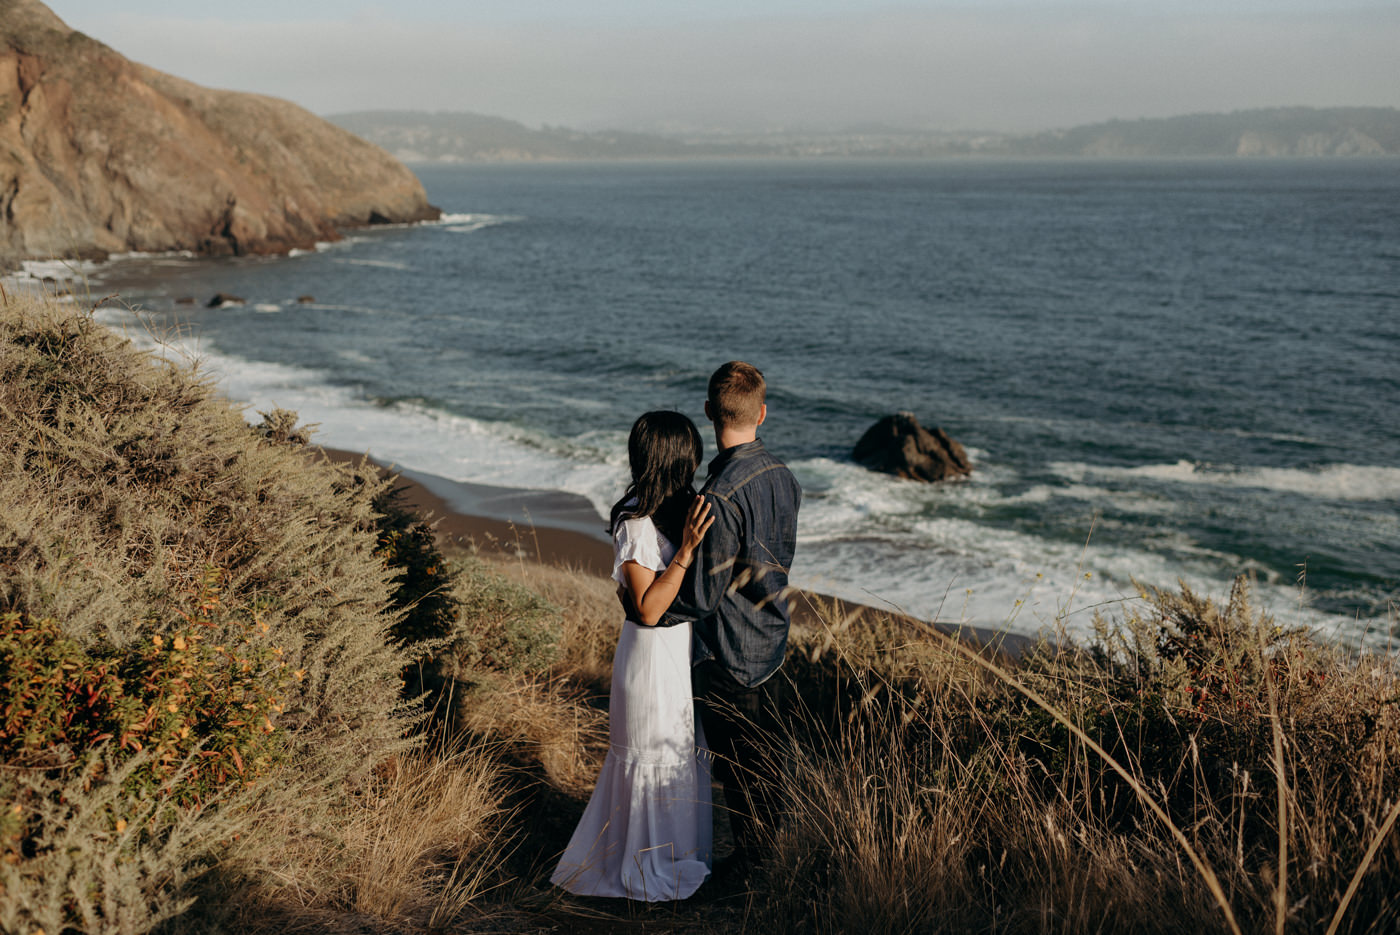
[550, 513, 712, 900]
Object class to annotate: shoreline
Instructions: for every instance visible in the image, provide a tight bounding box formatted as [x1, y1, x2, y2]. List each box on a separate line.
[321, 446, 1032, 657]
[321, 446, 615, 577]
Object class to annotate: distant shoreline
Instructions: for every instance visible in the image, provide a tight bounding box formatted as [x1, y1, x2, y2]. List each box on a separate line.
[330, 105, 1400, 163]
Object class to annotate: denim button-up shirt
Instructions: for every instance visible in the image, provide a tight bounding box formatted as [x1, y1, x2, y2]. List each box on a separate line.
[663, 438, 801, 688]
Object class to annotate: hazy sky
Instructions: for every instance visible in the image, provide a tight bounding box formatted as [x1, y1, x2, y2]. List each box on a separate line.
[47, 1, 1400, 133]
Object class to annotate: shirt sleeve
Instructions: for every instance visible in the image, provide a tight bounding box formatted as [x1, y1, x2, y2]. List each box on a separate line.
[669, 490, 739, 619]
[612, 515, 665, 585]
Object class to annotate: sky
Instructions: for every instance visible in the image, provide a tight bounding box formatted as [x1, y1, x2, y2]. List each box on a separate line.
[45, 0, 1400, 133]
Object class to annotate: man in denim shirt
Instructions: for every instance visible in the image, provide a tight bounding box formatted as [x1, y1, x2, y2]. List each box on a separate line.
[664, 361, 802, 875]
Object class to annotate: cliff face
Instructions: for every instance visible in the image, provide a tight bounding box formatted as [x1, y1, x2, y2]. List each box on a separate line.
[0, 0, 439, 267]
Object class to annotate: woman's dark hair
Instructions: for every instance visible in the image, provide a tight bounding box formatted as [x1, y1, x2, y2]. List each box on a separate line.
[609, 410, 704, 545]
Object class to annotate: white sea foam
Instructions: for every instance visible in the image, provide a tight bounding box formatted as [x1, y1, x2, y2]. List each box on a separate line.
[437, 212, 522, 233]
[107, 250, 196, 262]
[252, 303, 282, 313]
[12, 258, 102, 282]
[333, 258, 412, 271]
[1053, 460, 1400, 502]
[287, 242, 337, 258]
[99, 321, 627, 520]
[791, 504, 1362, 643]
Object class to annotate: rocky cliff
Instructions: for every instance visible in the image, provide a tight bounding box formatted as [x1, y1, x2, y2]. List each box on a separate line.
[0, 0, 439, 268]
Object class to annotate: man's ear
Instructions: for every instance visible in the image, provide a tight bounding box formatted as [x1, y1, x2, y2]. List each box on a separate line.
[704, 400, 715, 423]
[756, 403, 767, 427]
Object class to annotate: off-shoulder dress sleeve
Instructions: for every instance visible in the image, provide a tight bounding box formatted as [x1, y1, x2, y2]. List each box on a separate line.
[611, 515, 666, 585]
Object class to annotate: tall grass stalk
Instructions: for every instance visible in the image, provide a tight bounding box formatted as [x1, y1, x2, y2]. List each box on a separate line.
[1325, 798, 1400, 935]
[1263, 621, 1289, 935]
[915, 620, 1243, 935]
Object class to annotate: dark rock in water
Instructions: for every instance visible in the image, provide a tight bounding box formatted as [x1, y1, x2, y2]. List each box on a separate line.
[853, 412, 972, 483]
[296, 294, 315, 304]
[174, 296, 195, 305]
[367, 210, 392, 225]
[207, 292, 245, 308]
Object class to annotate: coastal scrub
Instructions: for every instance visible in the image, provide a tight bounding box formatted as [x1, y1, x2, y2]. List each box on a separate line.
[0, 295, 414, 932]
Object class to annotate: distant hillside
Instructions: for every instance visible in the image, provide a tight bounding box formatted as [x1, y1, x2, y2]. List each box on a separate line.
[1000, 107, 1400, 158]
[332, 107, 1400, 162]
[328, 110, 703, 162]
[0, 0, 437, 269]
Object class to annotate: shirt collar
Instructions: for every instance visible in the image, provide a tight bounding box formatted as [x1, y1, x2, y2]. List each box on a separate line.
[706, 437, 764, 478]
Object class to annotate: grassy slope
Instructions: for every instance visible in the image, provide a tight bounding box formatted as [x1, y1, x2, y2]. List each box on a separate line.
[3, 294, 1398, 934]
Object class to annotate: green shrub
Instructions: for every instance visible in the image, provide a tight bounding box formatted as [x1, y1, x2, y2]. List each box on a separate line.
[445, 557, 561, 679]
[1, 569, 291, 808]
[371, 484, 457, 648]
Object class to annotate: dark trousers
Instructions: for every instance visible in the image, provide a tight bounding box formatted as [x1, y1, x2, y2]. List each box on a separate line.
[693, 659, 782, 862]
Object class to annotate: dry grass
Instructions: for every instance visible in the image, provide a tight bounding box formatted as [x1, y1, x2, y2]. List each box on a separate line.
[487, 554, 623, 691]
[210, 739, 511, 933]
[448, 673, 608, 797]
[751, 581, 1400, 934]
[412, 550, 615, 796]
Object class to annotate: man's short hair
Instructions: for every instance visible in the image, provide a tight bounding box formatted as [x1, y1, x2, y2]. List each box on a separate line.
[708, 361, 766, 428]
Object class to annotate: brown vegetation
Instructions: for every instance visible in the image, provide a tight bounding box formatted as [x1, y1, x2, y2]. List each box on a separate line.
[2, 293, 1397, 934]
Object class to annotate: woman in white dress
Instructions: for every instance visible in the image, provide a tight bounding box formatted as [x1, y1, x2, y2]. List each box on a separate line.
[551, 410, 716, 901]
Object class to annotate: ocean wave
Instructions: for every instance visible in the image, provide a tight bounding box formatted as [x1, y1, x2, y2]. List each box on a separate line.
[287, 241, 338, 257]
[789, 457, 948, 541]
[1052, 460, 1400, 502]
[294, 303, 386, 315]
[11, 252, 195, 285]
[792, 511, 1369, 643]
[789, 456, 1182, 541]
[8, 258, 103, 283]
[332, 258, 412, 271]
[999, 483, 1180, 514]
[108, 249, 197, 262]
[436, 212, 523, 233]
[99, 327, 626, 519]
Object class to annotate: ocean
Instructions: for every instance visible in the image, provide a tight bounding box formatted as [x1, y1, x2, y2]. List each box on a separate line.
[29, 158, 1399, 645]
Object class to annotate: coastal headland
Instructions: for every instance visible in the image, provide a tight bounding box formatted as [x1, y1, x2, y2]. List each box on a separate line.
[0, 0, 439, 271]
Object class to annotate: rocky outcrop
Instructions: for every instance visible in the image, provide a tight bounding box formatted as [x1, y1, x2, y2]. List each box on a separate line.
[0, 0, 439, 269]
[206, 293, 245, 308]
[853, 412, 972, 483]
